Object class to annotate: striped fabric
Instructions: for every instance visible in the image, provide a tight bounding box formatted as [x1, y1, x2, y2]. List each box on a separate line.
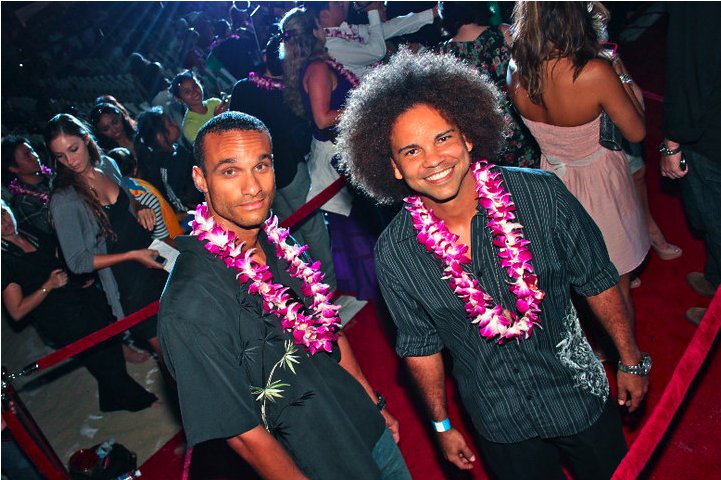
[375, 166, 620, 443]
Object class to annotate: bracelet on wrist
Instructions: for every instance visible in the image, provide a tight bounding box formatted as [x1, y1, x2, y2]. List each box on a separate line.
[40, 287, 49, 295]
[375, 392, 386, 411]
[617, 352, 652, 376]
[618, 73, 633, 84]
[659, 142, 682, 156]
[432, 418, 451, 433]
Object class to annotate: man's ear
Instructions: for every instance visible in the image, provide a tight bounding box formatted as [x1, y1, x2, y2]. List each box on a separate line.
[192, 165, 208, 194]
[390, 157, 403, 181]
[463, 135, 473, 153]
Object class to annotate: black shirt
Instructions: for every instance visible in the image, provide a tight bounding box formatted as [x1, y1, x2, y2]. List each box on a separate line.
[229, 78, 312, 189]
[158, 234, 385, 479]
[376, 167, 619, 443]
[664, 4, 721, 159]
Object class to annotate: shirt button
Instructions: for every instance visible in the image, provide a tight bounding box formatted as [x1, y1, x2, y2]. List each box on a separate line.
[525, 394, 532, 400]
[513, 368, 519, 374]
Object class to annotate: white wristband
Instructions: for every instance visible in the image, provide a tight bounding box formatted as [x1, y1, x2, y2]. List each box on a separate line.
[432, 418, 451, 432]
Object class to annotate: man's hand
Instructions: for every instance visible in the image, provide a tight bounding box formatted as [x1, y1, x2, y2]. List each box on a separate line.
[381, 409, 400, 443]
[660, 151, 688, 179]
[437, 429, 476, 470]
[617, 371, 649, 412]
[136, 206, 156, 231]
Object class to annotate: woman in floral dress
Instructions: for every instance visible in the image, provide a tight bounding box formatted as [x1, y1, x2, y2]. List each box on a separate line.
[439, 2, 539, 168]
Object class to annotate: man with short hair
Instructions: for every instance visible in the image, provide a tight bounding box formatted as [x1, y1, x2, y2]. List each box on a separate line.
[158, 112, 410, 479]
[336, 50, 649, 480]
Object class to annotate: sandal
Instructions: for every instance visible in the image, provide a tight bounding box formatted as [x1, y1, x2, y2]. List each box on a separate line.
[651, 242, 682, 261]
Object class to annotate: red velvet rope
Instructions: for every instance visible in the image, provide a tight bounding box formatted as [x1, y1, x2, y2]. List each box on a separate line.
[18, 176, 346, 375]
[280, 176, 347, 229]
[613, 292, 721, 479]
[31, 300, 159, 372]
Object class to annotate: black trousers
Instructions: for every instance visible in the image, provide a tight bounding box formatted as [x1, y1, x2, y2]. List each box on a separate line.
[34, 285, 145, 405]
[477, 397, 627, 480]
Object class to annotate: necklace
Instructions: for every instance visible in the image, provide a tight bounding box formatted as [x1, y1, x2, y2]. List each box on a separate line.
[8, 165, 54, 205]
[248, 72, 284, 91]
[404, 161, 545, 344]
[324, 59, 360, 87]
[190, 203, 340, 354]
[323, 25, 363, 43]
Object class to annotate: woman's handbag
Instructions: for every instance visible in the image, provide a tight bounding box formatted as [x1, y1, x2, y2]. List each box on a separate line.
[599, 111, 623, 151]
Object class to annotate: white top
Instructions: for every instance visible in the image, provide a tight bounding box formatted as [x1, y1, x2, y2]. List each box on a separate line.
[324, 8, 434, 78]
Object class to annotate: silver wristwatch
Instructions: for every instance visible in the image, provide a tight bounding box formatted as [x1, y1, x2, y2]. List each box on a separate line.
[617, 353, 652, 376]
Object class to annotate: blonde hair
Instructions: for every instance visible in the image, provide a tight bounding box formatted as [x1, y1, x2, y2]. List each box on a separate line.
[280, 7, 328, 118]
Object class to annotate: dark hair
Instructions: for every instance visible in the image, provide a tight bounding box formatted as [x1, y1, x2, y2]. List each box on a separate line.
[512, 1, 604, 104]
[170, 70, 198, 98]
[106, 147, 136, 177]
[1, 135, 29, 184]
[301, 1, 331, 21]
[89, 102, 137, 151]
[336, 48, 505, 205]
[44, 114, 115, 240]
[135, 106, 168, 152]
[264, 34, 283, 77]
[439, 2, 493, 37]
[193, 112, 271, 173]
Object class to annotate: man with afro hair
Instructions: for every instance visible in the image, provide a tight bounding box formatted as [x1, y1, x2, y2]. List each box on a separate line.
[336, 49, 649, 480]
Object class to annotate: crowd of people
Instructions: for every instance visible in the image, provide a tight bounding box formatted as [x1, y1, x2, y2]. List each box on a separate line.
[2, 2, 719, 479]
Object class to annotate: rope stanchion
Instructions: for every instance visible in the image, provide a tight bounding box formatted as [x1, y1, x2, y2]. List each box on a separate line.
[2, 372, 71, 480]
[280, 176, 346, 229]
[612, 293, 721, 479]
[2, 410, 70, 479]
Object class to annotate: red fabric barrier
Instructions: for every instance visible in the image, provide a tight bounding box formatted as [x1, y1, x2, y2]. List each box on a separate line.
[279, 176, 346, 229]
[32, 300, 159, 372]
[612, 292, 721, 479]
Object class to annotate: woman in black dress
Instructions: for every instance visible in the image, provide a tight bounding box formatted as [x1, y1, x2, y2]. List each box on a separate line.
[45, 114, 167, 357]
[1, 201, 157, 412]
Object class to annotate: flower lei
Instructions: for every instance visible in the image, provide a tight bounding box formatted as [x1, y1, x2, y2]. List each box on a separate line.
[404, 161, 545, 344]
[8, 165, 55, 205]
[248, 72, 284, 91]
[190, 203, 340, 354]
[323, 26, 363, 43]
[324, 59, 360, 87]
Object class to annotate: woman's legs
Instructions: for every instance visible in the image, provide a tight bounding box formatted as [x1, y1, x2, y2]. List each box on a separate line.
[632, 165, 682, 260]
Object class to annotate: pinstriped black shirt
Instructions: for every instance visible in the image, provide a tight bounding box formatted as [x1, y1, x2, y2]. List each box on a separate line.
[375, 167, 619, 443]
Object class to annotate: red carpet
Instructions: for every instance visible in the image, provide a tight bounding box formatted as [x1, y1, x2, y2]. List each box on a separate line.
[139, 9, 721, 480]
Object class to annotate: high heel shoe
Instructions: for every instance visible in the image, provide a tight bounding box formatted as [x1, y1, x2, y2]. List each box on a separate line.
[651, 241, 682, 260]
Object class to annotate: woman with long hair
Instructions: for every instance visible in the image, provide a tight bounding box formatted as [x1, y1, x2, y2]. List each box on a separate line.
[89, 102, 138, 157]
[509, 1, 649, 323]
[280, 6, 356, 220]
[438, 1, 540, 168]
[1, 201, 157, 412]
[46, 114, 167, 357]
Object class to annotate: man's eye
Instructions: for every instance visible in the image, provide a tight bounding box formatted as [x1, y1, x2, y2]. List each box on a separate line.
[438, 135, 451, 143]
[223, 168, 236, 176]
[404, 148, 417, 157]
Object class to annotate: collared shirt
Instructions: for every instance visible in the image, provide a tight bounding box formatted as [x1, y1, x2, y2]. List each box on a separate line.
[10, 177, 52, 236]
[325, 8, 434, 79]
[375, 167, 619, 443]
[158, 234, 385, 478]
